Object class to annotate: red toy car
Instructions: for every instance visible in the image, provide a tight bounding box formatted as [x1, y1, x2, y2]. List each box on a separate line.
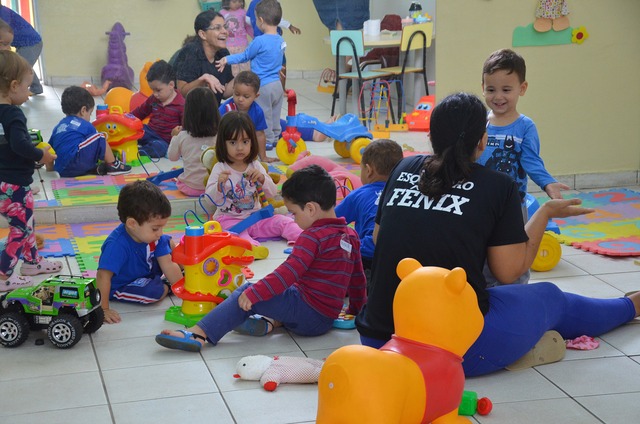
[406, 95, 435, 132]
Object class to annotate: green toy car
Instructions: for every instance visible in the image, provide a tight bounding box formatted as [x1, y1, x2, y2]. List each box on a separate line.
[0, 275, 104, 349]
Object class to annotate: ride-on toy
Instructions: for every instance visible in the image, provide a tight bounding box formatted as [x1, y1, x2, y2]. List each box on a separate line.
[0, 275, 104, 349]
[277, 90, 373, 165]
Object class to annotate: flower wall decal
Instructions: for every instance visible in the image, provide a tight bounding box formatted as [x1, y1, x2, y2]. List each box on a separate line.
[572, 26, 589, 44]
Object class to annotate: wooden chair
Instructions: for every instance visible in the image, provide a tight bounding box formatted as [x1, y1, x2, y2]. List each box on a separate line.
[330, 30, 394, 123]
[372, 22, 433, 122]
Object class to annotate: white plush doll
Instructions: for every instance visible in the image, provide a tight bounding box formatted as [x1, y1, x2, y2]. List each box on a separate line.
[233, 355, 324, 391]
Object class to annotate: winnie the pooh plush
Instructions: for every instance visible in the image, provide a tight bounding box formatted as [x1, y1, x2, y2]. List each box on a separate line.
[317, 259, 484, 424]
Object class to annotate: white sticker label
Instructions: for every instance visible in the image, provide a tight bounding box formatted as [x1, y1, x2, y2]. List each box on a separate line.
[340, 238, 352, 254]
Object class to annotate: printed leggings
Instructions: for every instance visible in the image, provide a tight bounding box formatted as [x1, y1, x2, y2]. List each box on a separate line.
[0, 183, 39, 276]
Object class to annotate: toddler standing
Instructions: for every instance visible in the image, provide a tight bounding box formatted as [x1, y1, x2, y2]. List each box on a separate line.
[205, 111, 302, 259]
[0, 51, 61, 291]
[168, 87, 220, 197]
[216, 0, 285, 161]
[220, 0, 254, 76]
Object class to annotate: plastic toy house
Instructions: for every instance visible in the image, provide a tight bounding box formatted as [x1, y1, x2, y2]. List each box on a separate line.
[165, 221, 254, 327]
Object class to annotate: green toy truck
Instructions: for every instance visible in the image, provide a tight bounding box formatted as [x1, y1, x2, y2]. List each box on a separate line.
[0, 275, 104, 349]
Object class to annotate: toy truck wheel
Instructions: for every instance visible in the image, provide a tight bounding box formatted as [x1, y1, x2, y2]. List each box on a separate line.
[276, 138, 307, 165]
[531, 232, 562, 272]
[47, 314, 83, 349]
[349, 138, 370, 164]
[0, 312, 29, 347]
[83, 307, 105, 334]
[333, 140, 350, 158]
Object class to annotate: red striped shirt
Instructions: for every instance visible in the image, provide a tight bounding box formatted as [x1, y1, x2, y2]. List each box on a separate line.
[244, 217, 367, 318]
[131, 91, 185, 142]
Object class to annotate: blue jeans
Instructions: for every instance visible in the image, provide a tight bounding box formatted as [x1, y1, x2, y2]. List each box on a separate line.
[198, 282, 334, 344]
[138, 126, 168, 158]
[361, 282, 636, 377]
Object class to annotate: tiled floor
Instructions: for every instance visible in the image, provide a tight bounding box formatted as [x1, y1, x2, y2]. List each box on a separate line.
[1, 79, 640, 424]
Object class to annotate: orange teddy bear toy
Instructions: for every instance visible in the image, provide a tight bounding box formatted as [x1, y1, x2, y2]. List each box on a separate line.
[316, 259, 484, 424]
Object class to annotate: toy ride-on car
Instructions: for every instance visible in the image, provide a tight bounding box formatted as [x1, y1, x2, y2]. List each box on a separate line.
[0, 275, 104, 349]
[277, 89, 372, 165]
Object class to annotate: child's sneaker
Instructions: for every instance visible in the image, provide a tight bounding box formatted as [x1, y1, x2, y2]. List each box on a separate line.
[98, 160, 131, 176]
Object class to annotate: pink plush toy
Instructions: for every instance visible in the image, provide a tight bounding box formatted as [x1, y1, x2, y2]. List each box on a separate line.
[286, 155, 362, 190]
[233, 355, 324, 392]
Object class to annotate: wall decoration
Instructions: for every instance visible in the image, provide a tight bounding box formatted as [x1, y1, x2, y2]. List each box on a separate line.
[512, 1, 588, 47]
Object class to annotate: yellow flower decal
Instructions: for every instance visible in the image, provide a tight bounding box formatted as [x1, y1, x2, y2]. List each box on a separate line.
[572, 26, 589, 44]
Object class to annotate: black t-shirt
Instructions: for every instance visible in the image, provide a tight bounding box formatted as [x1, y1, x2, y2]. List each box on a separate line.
[0, 105, 42, 186]
[175, 41, 233, 105]
[356, 155, 527, 341]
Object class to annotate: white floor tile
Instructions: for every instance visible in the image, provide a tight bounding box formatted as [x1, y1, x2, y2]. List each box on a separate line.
[224, 385, 319, 424]
[111, 393, 235, 424]
[475, 397, 601, 424]
[4, 405, 113, 424]
[0, 371, 107, 417]
[103, 361, 218, 404]
[536, 356, 640, 397]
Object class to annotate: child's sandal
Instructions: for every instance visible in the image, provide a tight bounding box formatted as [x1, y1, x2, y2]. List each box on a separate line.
[20, 259, 63, 276]
[0, 274, 33, 292]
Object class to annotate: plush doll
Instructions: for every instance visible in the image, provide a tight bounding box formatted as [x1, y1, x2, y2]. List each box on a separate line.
[233, 355, 324, 392]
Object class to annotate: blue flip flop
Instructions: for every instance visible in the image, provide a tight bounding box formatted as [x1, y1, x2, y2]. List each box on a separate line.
[155, 330, 205, 352]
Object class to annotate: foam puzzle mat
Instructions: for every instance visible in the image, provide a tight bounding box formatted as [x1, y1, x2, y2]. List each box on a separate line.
[540, 188, 640, 256]
[36, 172, 190, 208]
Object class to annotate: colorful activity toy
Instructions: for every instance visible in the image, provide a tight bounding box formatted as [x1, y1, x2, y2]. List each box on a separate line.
[92, 105, 144, 164]
[317, 259, 484, 423]
[165, 221, 255, 327]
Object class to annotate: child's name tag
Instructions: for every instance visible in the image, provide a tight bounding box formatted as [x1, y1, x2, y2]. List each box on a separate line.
[340, 238, 352, 254]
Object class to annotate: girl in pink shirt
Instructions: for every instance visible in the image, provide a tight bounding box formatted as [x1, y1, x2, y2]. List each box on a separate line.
[220, 0, 254, 76]
[204, 111, 302, 259]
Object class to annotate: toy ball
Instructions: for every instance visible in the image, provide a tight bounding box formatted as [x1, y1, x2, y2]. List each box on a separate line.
[104, 87, 134, 114]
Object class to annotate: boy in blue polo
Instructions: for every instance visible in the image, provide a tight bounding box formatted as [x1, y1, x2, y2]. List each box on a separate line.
[49, 86, 130, 177]
[218, 70, 272, 161]
[97, 180, 183, 324]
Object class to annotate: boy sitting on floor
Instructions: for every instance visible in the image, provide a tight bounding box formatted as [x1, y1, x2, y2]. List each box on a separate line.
[155, 164, 367, 352]
[97, 180, 183, 324]
[131, 60, 185, 158]
[335, 139, 403, 280]
[49, 86, 131, 176]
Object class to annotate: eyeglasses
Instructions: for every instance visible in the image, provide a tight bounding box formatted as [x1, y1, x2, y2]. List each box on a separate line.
[205, 24, 229, 31]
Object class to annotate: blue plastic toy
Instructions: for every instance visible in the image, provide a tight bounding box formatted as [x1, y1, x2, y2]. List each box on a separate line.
[146, 168, 184, 185]
[228, 205, 275, 234]
[276, 90, 372, 165]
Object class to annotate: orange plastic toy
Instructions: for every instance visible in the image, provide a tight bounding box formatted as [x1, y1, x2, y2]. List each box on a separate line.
[165, 221, 255, 327]
[407, 95, 435, 132]
[92, 105, 144, 163]
[103, 87, 134, 114]
[317, 259, 485, 424]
